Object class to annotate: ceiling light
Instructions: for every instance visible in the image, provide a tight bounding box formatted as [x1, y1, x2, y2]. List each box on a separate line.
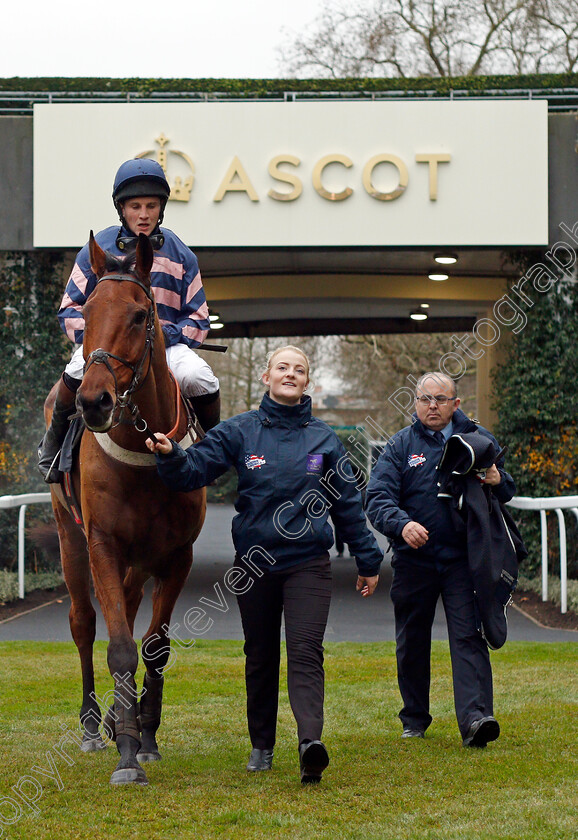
[428, 272, 449, 281]
[420, 303, 430, 309]
[410, 309, 428, 321]
[434, 253, 458, 265]
[209, 310, 221, 322]
[210, 321, 225, 330]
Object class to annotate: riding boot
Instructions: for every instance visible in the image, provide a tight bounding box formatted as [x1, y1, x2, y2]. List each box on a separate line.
[191, 389, 221, 433]
[38, 376, 80, 483]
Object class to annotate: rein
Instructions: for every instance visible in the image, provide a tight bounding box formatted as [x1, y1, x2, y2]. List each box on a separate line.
[165, 370, 182, 439]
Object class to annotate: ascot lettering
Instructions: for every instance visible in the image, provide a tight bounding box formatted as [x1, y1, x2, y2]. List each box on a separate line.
[267, 154, 303, 201]
[362, 154, 408, 201]
[213, 155, 259, 202]
[312, 154, 354, 201]
[415, 153, 451, 200]
[212, 152, 452, 202]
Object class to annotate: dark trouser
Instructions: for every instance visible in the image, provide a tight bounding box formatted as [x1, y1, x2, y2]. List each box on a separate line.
[236, 555, 332, 750]
[390, 557, 493, 739]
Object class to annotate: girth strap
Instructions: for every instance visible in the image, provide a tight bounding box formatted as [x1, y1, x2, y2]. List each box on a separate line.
[94, 427, 196, 467]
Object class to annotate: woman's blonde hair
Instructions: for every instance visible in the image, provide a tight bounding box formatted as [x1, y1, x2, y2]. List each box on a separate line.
[263, 345, 311, 380]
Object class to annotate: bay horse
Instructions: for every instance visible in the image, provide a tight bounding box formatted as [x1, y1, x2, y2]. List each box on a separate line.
[45, 232, 206, 785]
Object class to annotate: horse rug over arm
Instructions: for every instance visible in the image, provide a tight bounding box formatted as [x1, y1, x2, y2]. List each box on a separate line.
[436, 432, 528, 650]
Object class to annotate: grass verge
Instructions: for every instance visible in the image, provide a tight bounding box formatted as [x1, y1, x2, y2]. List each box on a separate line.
[0, 571, 63, 605]
[0, 640, 576, 840]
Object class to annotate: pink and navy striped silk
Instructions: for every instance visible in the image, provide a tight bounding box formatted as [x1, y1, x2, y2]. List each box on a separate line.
[58, 225, 210, 349]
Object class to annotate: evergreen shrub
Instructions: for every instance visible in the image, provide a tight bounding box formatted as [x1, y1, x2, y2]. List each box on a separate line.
[494, 261, 578, 579]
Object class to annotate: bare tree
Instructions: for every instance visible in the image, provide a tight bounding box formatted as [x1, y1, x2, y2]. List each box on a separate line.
[531, 0, 578, 72]
[200, 336, 326, 420]
[279, 0, 578, 78]
[331, 333, 477, 431]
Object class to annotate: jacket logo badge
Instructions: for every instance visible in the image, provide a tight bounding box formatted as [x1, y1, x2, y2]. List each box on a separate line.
[245, 454, 266, 470]
[408, 453, 426, 468]
[307, 453, 323, 474]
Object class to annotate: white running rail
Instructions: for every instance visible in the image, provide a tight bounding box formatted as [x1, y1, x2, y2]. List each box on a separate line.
[0, 493, 52, 599]
[507, 495, 578, 614]
[1, 492, 575, 612]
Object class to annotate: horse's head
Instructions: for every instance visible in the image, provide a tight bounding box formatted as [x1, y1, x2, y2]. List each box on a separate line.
[76, 231, 156, 432]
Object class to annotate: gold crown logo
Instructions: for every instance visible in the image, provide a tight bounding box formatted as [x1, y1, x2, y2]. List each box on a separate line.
[137, 133, 194, 203]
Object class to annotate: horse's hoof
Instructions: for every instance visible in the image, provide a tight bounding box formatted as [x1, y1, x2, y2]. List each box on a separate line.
[110, 766, 149, 786]
[81, 735, 107, 752]
[137, 750, 162, 763]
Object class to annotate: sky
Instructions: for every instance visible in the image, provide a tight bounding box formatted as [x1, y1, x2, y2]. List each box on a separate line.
[2, 0, 324, 79]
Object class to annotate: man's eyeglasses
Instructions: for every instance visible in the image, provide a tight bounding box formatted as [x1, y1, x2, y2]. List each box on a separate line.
[416, 395, 457, 406]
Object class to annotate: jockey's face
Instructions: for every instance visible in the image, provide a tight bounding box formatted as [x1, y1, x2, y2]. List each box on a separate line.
[121, 196, 161, 237]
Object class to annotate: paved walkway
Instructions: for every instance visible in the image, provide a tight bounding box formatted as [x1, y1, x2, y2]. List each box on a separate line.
[1, 504, 575, 643]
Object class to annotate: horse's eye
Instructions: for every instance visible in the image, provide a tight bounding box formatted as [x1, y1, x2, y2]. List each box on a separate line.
[133, 310, 147, 326]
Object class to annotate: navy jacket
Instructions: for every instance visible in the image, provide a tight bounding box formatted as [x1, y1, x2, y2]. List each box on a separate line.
[365, 409, 515, 565]
[155, 393, 383, 576]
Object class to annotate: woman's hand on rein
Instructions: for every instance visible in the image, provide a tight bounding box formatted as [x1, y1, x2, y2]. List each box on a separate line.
[356, 575, 379, 597]
[145, 432, 173, 456]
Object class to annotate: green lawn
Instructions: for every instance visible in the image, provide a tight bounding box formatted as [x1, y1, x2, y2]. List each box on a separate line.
[0, 640, 576, 840]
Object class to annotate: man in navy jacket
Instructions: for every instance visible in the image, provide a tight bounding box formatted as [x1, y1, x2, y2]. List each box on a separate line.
[366, 372, 515, 747]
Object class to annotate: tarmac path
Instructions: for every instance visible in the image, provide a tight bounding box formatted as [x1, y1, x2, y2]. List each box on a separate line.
[1, 504, 576, 643]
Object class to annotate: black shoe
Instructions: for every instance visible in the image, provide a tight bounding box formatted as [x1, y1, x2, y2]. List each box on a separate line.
[38, 388, 77, 483]
[246, 747, 274, 772]
[37, 429, 64, 484]
[299, 740, 329, 785]
[463, 716, 500, 748]
[401, 728, 425, 739]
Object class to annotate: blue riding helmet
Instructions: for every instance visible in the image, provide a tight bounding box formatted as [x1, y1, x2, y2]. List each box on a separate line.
[112, 159, 171, 223]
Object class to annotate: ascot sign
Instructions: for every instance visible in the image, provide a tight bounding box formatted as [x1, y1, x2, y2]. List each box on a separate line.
[141, 131, 450, 203]
[211, 151, 449, 203]
[33, 100, 548, 248]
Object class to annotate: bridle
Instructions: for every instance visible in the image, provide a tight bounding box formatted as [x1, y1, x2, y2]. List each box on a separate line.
[83, 273, 157, 436]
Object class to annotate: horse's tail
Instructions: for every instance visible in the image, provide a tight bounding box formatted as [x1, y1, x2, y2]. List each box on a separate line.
[28, 521, 60, 563]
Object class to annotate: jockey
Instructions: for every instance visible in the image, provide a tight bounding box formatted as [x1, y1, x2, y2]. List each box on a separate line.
[38, 158, 220, 484]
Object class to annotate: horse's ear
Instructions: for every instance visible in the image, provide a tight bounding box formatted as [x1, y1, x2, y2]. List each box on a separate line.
[135, 233, 154, 283]
[89, 231, 107, 278]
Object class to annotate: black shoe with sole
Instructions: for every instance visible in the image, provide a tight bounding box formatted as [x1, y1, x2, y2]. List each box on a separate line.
[37, 430, 64, 484]
[402, 728, 425, 738]
[299, 740, 329, 785]
[463, 716, 500, 748]
[38, 385, 78, 484]
[246, 747, 274, 772]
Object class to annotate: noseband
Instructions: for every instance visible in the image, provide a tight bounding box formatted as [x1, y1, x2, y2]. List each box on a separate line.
[84, 273, 156, 432]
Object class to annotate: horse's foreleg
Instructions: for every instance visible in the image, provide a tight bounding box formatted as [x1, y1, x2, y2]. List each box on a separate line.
[138, 545, 193, 763]
[89, 544, 148, 786]
[99, 568, 149, 743]
[54, 505, 106, 752]
[74, 597, 108, 752]
[137, 671, 165, 763]
[107, 630, 148, 785]
[108, 666, 148, 785]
